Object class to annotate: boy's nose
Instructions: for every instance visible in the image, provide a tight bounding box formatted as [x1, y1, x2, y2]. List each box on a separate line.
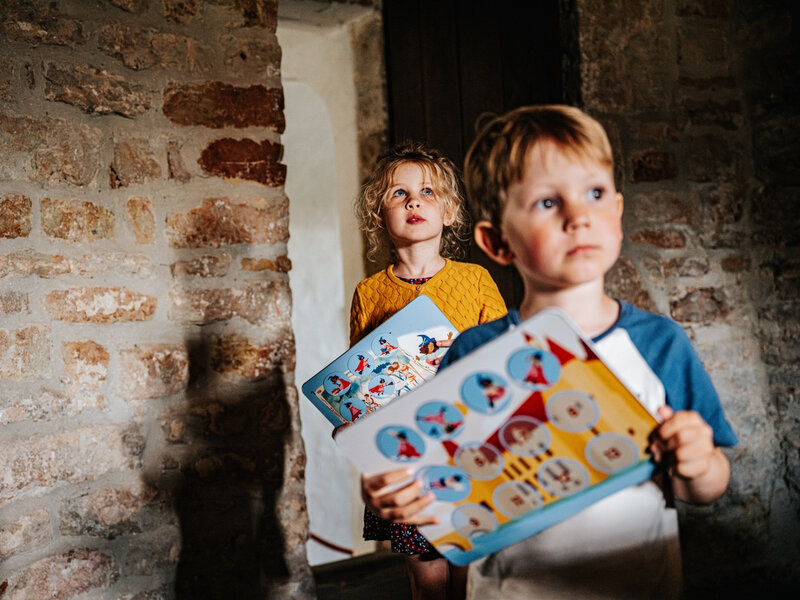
[563, 203, 590, 231]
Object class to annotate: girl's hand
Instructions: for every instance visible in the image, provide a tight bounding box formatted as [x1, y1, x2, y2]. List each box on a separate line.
[361, 468, 438, 525]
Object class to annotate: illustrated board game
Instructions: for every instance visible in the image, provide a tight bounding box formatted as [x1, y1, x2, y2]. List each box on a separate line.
[301, 295, 459, 426]
[336, 308, 659, 565]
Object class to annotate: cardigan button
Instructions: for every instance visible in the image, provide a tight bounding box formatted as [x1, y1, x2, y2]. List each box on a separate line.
[416, 285, 422, 291]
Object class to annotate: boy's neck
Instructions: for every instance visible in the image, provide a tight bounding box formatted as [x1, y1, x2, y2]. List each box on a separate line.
[393, 244, 447, 279]
[518, 280, 619, 338]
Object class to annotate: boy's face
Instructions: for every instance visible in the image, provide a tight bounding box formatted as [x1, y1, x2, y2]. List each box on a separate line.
[382, 162, 454, 250]
[477, 141, 622, 293]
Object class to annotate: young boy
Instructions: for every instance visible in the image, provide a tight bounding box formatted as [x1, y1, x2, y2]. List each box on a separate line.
[362, 105, 737, 599]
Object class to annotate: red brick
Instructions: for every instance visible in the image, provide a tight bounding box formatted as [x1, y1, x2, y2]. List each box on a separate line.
[0, 291, 28, 314]
[171, 254, 232, 277]
[98, 23, 210, 71]
[0, 250, 153, 279]
[0, 326, 50, 381]
[0, 194, 31, 238]
[127, 197, 155, 244]
[61, 341, 110, 411]
[45, 288, 156, 323]
[221, 36, 281, 80]
[169, 281, 291, 325]
[0, 4, 85, 47]
[118, 344, 189, 399]
[110, 139, 163, 187]
[629, 228, 687, 248]
[630, 150, 677, 182]
[241, 256, 292, 273]
[164, 0, 201, 23]
[41, 198, 115, 242]
[198, 138, 286, 186]
[212, 333, 296, 380]
[166, 197, 288, 248]
[215, 0, 278, 30]
[163, 82, 284, 131]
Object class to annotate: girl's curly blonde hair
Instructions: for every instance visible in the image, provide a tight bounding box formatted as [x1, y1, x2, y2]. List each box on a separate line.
[355, 141, 469, 261]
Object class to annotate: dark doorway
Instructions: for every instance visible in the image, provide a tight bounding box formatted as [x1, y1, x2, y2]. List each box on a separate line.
[383, 0, 569, 307]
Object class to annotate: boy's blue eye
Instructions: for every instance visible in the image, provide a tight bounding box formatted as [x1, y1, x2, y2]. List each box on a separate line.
[587, 188, 603, 200]
[535, 198, 558, 210]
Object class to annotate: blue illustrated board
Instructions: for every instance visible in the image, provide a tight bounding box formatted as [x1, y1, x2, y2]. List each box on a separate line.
[301, 295, 459, 426]
[336, 308, 660, 565]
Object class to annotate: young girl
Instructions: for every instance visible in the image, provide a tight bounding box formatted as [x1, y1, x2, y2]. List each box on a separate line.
[350, 142, 507, 600]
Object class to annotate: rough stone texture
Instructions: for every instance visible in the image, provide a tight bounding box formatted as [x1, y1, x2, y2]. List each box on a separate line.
[3, 549, 119, 600]
[630, 150, 678, 182]
[45, 288, 156, 323]
[108, 0, 149, 13]
[164, 0, 201, 23]
[211, 333, 296, 380]
[0, 291, 29, 314]
[163, 82, 285, 130]
[0, 194, 31, 238]
[198, 138, 286, 186]
[0, 250, 153, 279]
[0, 390, 70, 426]
[117, 344, 189, 399]
[124, 525, 181, 574]
[61, 341, 109, 411]
[211, 0, 278, 30]
[43, 62, 151, 117]
[110, 139, 163, 188]
[166, 196, 289, 248]
[127, 196, 155, 244]
[58, 482, 160, 538]
[241, 255, 292, 273]
[41, 197, 115, 242]
[0, 325, 51, 381]
[670, 287, 733, 323]
[605, 257, 656, 312]
[629, 227, 687, 248]
[0, 426, 133, 501]
[169, 280, 291, 325]
[167, 139, 191, 182]
[220, 35, 281, 80]
[171, 253, 231, 277]
[0, 1, 85, 47]
[98, 23, 211, 72]
[0, 508, 51, 560]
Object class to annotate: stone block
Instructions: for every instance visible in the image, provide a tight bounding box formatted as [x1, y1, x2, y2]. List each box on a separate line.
[198, 138, 286, 186]
[171, 254, 231, 277]
[0, 291, 28, 314]
[167, 139, 191, 182]
[0, 3, 85, 47]
[110, 139, 163, 187]
[98, 23, 211, 71]
[630, 150, 678, 182]
[629, 228, 687, 248]
[631, 190, 691, 225]
[127, 197, 155, 244]
[211, 333, 296, 380]
[61, 340, 109, 411]
[164, 0, 201, 23]
[0, 114, 101, 186]
[0, 426, 133, 501]
[108, 0, 149, 13]
[41, 197, 115, 242]
[678, 23, 728, 75]
[221, 35, 281, 80]
[43, 62, 151, 117]
[118, 344, 189, 399]
[677, 0, 729, 18]
[670, 287, 732, 323]
[0, 250, 153, 279]
[0, 390, 68, 426]
[720, 255, 750, 273]
[163, 82, 284, 131]
[211, 0, 278, 30]
[664, 256, 710, 277]
[0, 508, 51, 560]
[241, 255, 291, 273]
[687, 135, 739, 182]
[0, 57, 13, 100]
[2, 548, 119, 600]
[0, 325, 50, 381]
[45, 287, 156, 323]
[169, 280, 291, 326]
[677, 98, 743, 131]
[125, 525, 181, 574]
[58, 482, 160, 538]
[604, 257, 656, 312]
[0, 194, 31, 238]
[166, 197, 288, 248]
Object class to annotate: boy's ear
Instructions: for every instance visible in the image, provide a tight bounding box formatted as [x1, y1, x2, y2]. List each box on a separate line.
[616, 192, 624, 216]
[474, 220, 514, 266]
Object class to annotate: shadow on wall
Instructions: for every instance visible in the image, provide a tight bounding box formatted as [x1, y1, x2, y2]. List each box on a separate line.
[148, 337, 293, 598]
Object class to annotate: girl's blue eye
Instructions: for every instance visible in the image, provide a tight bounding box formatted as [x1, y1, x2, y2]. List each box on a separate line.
[392, 189, 407, 198]
[421, 187, 433, 196]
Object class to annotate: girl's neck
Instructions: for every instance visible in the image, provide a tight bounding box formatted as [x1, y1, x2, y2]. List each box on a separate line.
[392, 244, 447, 280]
[518, 280, 619, 338]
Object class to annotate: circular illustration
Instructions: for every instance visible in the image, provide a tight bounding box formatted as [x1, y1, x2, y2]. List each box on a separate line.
[415, 401, 465, 440]
[546, 390, 599, 432]
[324, 372, 353, 396]
[339, 396, 367, 422]
[451, 504, 498, 539]
[499, 416, 550, 457]
[372, 333, 399, 357]
[493, 481, 543, 518]
[418, 465, 471, 502]
[367, 374, 399, 400]
[537, 458, 590, 497]
[460, 372, 511, 414]
[455, 442, 504, 480]
[585, 433, 639, 474]
[376, 426, 426, 463]
[347, 352, 373, 377]
[506, 348, 561, 391]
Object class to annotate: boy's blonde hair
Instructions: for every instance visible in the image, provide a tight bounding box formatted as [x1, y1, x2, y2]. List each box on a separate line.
[356, 142, 469, 261]
[465, 105, 614, 225]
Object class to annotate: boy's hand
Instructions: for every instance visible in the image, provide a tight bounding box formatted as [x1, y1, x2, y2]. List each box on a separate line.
[651, 406, 730, 504]
[361, 468, 438, 525]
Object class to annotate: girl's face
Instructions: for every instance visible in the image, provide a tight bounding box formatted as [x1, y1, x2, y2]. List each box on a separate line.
[381, 162, 454, 251]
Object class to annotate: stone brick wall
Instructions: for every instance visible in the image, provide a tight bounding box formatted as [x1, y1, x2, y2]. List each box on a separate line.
[576, 0, 799, 593]
[0, 1, 313, 598]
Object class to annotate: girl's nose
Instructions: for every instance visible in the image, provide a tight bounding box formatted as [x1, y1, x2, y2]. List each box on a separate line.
[405, 194, 421, 209]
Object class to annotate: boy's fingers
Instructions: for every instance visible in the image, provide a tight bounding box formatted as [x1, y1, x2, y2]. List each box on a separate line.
[376, 492, 437, 525]
[370, 479, 425, 510]
[362, 468, 413, 493]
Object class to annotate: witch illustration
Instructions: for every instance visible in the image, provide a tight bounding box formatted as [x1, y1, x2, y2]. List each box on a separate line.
[478, 376, 506, 409]
[525, 352, 550, 386]
[353, 354, 370, 375]
[343, 401, 362, 421]
[378, 336, 397, 355]
[328, 374, 351, 394]
[390, 430, 422, 460]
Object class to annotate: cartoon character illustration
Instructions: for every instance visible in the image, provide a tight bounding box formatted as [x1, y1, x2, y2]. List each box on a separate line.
[524, 351, 550, 386]
[369, 378, 387, 395]
[353, 354, 370, 375]
[417, 407, 463, 436]
[500, 417, 550, 457]
[417, 332, 454, 366]
[344, 401, 362, 421]
[429, 473, 467, 493]
[478, 376, 506, 409]
[390, 430, 422, 460]
[328, 374, 351, 394]
[378, 336, 397, 355]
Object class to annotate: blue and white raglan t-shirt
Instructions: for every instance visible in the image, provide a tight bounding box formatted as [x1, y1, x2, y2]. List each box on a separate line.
[438, 300, 737, 600]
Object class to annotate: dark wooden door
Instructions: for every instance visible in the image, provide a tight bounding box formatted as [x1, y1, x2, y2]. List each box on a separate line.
[383, 0, 565, 308]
